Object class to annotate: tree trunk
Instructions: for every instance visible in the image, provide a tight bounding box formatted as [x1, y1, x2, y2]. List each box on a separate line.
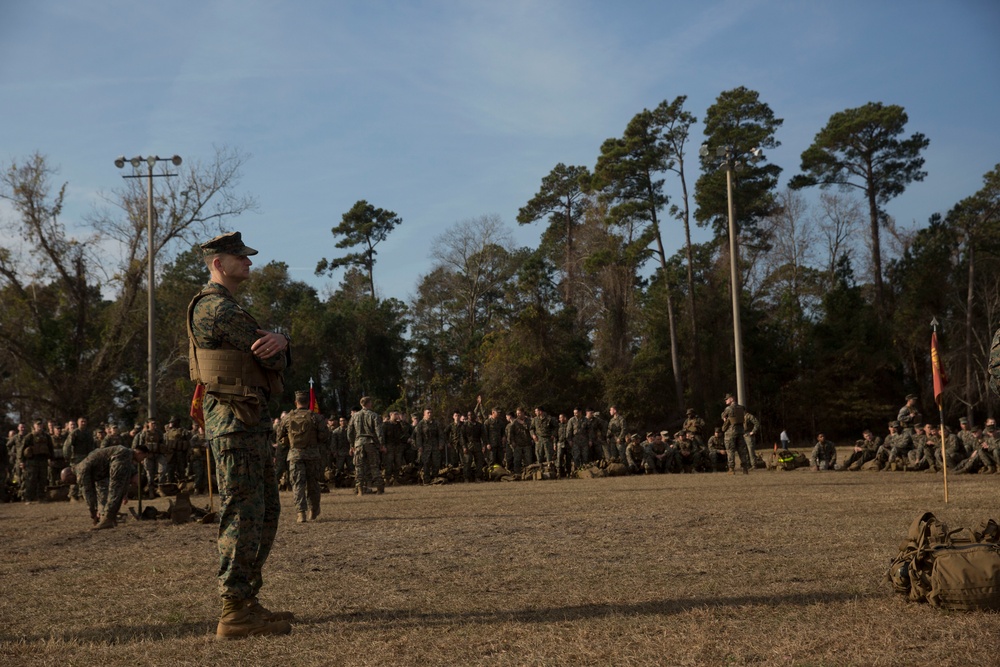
[966, 242, 975, 423]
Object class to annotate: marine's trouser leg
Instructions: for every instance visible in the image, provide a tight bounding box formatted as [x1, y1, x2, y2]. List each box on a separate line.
[210, 432, 281, 601]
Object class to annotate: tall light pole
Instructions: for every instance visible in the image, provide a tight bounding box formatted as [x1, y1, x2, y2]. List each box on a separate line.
[114, 154, 182, 420]
[700, 144, 762, 406]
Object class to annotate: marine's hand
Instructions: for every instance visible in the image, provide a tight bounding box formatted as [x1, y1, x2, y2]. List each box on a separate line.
[252, 330, 288, 360]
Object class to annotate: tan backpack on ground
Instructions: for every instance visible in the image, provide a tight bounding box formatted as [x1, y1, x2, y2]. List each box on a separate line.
[887, 511, 1000, 610]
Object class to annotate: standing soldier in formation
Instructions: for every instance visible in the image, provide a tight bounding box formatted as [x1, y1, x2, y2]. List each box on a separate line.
[566, 408, 590, 471]
[63, 417, 96, 500]
[382, 411, 406, 484]
[444, 411, 464, 469]
[188, 425, 209, 494]
[591, 410, 612, 463]
[19, 420, 53, 501]
[506, 408, 533, 474]
[415, 409, 443, 484]
[188, 231, 292, 639]
[463, 410, 486, 480]
[135, 419, 165, 495]
[347, 396, 385, 495]
[607, 406, 627, 463]
[556, 412, 571, 477]
[272, 414, 290, 491]
[530, 406, 557, 466]
[279, 391, 330, 521]
[329, 417, 351, 482]
[721, 393, 751, 475]
[161, 417, 191, 486]
[483, 406, 506, 468]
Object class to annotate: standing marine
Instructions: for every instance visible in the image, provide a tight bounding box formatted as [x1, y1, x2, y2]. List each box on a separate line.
[188, 231, 293, 639]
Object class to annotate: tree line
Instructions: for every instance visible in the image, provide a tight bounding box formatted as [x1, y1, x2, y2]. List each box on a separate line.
[2, 88, 998, 444]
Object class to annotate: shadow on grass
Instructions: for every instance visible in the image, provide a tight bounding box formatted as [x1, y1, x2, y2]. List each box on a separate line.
[0, 591, 877, 646]
[308, 590, 877, 628]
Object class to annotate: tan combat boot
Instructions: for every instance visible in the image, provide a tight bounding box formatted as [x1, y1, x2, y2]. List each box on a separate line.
[215, 599, 291, 640]
[296, 511, 307, 523]
[91, 515, 117, 530]
[309, 505, 320, 520]
[246, 597, 295, 622]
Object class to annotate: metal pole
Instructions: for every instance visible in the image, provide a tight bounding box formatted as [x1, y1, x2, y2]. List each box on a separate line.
[147, 162, 156, 421]
[726, 161, 746, 405]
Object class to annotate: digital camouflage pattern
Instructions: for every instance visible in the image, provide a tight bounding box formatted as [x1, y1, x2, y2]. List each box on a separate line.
[190, 279, 287, 602]
[347, 407, 384, 491]
[278, 408, 329, 514]
[76, 445, 136, 518]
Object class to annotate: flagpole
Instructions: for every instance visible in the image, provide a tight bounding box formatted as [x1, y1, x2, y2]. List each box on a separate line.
[931, 318, 948, 503]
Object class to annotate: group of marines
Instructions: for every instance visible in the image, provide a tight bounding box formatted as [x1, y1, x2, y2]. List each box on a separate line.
[809, 393, 1000, 475]
[3, 416, 211, 503]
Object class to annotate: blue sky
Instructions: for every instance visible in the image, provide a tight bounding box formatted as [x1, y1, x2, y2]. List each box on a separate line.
[1, 1, 998, 302]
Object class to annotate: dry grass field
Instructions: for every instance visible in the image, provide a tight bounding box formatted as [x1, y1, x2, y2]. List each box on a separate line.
[3, 462, 1000, 666]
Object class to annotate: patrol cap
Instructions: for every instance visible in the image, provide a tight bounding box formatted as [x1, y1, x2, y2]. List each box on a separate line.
[889, 421, 900, 428]
[660, 430, 670, 438]
[905, 393, 918, 401]
[725, 393, 734, 400]
[200, 231, 258, 257]
[646, 432, 655, 438]
[294, 390, 309, 403]
[685, 408, 695, 415]
[959, 417, 969, 424]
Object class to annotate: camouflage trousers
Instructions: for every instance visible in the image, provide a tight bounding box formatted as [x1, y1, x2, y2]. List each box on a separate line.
[383, 445, 405, 480]
[353, 440, 384, 491]
[534, 437, 554, 465]
[209, 432, 280, 602]
[22, 458, 48, 501]
[724, 432, 751, 471]
[511, 445, 533, 474]
[289, 458, 322, 514]
[156, 454, 176, 485]
[421, 446, 442, 482]
[570, 440, 589, 469]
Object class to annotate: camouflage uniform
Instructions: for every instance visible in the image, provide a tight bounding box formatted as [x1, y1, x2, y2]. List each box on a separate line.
[160, 423, 191, 485]
[876, 423, 913, 470]
[76, 445, 137, 520]
[721, 397, 751, 474]
[625, 437, 646, 474]
[136, 425, 165, 492]
[743, 411, 761, 467]
[897, 397, 921, 435]
[19, 428, 53, 501]
[506, 414, 533, 474]
[566, 412, 590, 470]
[415, 416, 443, 483]
[382, 417, 405, 482]
[188, 429, 209, 493]
[530, 410, 557, 465]
[347, 404, 384, 493]
[462, 414, 486, 481]
[189, 270, 287, 603]
[810, 436, 837, 470]
[590, 412, 613, 463]
[483, 413, 505, 468]
[705, 431, 727, 471]
[329, 421, 351, 480]
[63, 424, 97, 500]
[278, 406, 329, 517]
[607, 410, 627, 463]
[842, 433, 880, 471]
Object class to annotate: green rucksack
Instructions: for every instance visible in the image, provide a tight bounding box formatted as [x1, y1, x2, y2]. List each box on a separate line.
[285, 410, 318, 449]
[887, 511, 1000, 610]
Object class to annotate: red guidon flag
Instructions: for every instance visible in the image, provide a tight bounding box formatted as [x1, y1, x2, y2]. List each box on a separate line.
[931, 331, 948, 408]
[190, 383, 206, 428]
[309, 385, 320, 413]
